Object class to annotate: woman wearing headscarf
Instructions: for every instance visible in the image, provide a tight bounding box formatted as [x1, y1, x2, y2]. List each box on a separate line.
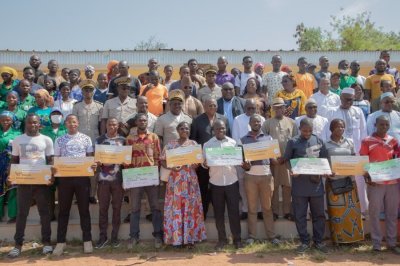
[107, 60, 120, 82]
[0, 111, 21, 223]
[0, 91, 27, 132]
[0, 66, 19, 102]
[28, 89, 54, 127]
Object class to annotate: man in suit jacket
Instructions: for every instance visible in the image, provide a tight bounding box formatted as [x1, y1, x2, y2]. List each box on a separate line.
[217, 82, 245, 132]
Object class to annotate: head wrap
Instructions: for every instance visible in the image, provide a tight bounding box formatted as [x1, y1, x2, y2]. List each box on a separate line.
[85, 65, 95, 72]
[341, 87, 355, 95]
[0, 66, 18, 78]
[305, 98, 317, 106]
[380, 92, 395, 100]
[6, 90, 20, 103]
[35, 89, 54, 107]
[107, 60, 119, 73]
[254, 62, 264, 71]
[0, 110, 16, 119]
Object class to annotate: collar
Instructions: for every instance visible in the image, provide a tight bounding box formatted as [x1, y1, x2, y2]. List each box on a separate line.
[244, 131, 264, 138]
[372, 132, 389, 141]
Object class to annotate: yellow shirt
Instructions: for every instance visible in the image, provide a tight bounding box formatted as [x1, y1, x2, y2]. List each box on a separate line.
[294, 73, 316, 99]
[365, 74, 396, 101]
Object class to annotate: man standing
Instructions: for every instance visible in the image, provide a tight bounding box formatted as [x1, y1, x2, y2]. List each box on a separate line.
[93, 73, 109, 105]
[108, 61, 142, 98]
[126, 96, 158, 134]
[370, 80, 400, 112]
[22, 66, 43, 95]
[338, 60, 356, 89]
[216, 56, 235, 86]
[294, 57, 316, 99]
[295, 99, 328, 139]
[310, 77, 340, 117]
[350, 60, 366, 87]
[234, 56, 262, 96]
[179, 76, 203, 118]
[29, 55, 44, 83]
[163, 65, 175, 90]
[197, 66, 222, 103]
[240, 114, 280, 245]
[262, 55, 285, 106]
[365, 59, 396, 101]
[369, 50, 399, 86]
[262, 98, 297, 221]
[203, 120, 242, 250]
[53, 114, 95, 256]
[188, 58, 206, 91]
[217, 82, 245, 132]
[138, 58, 164, 86]
[169, 66, 196, 97]
[139, 71, 168, 117]
[126, 113, 163, 248]
[7, 114, 54, 258]
[314, 56, 331, 86]
[37, 60, 63, 88]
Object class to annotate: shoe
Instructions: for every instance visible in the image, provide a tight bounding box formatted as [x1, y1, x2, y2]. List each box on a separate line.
[314, 242, 328, 253]
[7, 217, 16, 224]
[186, 243, 194, 250]
[234, 241, 244, 249]
[146, 214, 152, 222]
[215, 240, 227, 251]
[284, 213, 294, 221]
[296, 243, 310, 254]
[89, 197, 97, 204]
[42, 245, 53, 255]
[154, 238, 162, 249]
[83, 241, 93, 254]
[53, 243, 66, 256]
[271, 238, 281, 245]
[257, 212, 263, 220]
[123, 214, 130, 223]
[127, 238, 139, 249]
[111, 239, 121, 248]
[246, 238, 255, 246]
[388, 246, 400, 255]
[8, 247, 21, 258]
[240, 212, 248, 220]
[95, 238, 109, 249]
[273, 213, 279, 221]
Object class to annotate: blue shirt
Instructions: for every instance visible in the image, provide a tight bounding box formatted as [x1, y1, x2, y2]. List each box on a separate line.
[223, 99, 234, 132]
[93, 88, 109, 105]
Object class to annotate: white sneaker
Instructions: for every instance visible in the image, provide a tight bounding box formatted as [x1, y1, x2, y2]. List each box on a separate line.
[42, 245, 53, 255]
[84, 241, 93, 254]
[53, 243, 66, 256]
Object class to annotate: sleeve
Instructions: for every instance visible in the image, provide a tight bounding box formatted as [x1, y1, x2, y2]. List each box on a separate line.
[54, 138, 61, 156]
[45, 136, 54, 156]
[283, 139, 294, 161]
[366, 113, 375, 136]
[359, 109, 368, 140]
[154, 117, 164, 138]
[11, 137, 20, 156]
[164, 87, 168, 99]
[197, 100, 204, 115]
[101, 101, 109, 119]
[231, 117, 240, 142]
[299, 92, 307, 115]
[364, 77, 371, 90]
[291, 119, 299, 137]
[189, 118, 198, 141]
[359, 139, 369, 156]
[261, 120, 269, 135]
[72, 104, 78, 116]
[86, 137, 94, 153]
[318, 141, 328, 159]
[391, 75, 396, 88]
[234, 74, 240, 88]
[153, 135, 161, 166]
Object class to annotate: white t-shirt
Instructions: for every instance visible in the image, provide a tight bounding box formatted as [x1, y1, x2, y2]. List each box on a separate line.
[54, 132, 93, 157]
[234, 72, 262, 96]
[12, 134, 54, 165]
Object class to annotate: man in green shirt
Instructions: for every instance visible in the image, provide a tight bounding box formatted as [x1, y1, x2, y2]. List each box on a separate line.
[17, 79, 36, 112]
[338, 60, 356, 89]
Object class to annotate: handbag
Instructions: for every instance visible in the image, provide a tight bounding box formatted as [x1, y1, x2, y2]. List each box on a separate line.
[328, 176, 353, 195]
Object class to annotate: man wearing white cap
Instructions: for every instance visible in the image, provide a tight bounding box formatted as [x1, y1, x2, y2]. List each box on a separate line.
[324, 87, 368, 215]
[367, 92, 400, 142]
[295, 99, 328, 139]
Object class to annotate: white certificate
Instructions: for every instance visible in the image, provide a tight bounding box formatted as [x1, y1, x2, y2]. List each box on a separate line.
[205, 146, 243, 166]
[366, 158, 400, 182]
[290, 158, 332, 175]
[122, 166, 160, 189]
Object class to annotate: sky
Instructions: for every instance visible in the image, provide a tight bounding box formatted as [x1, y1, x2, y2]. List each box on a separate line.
[1, 0, 398, 51]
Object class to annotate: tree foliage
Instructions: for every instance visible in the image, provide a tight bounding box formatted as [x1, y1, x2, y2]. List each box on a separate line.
[294, 11, 400, 51]
[134, 35, 168, 50]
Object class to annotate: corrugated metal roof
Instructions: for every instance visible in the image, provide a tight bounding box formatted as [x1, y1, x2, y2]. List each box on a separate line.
[1, 50, 400, 66]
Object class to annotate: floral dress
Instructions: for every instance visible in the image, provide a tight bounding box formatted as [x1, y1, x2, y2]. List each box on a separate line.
[161, 139, 207, 245]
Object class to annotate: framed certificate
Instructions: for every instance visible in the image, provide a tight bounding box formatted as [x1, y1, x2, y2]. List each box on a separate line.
[243, 139, 281, 161]
[95, 145, 132, 164]
[122, 166, 160, 189]
[366, 158, 400, 182]
[166, 144, 203, 168]
[205, 146, 243, 166]
[290, 158, 332, 175]
[54, 157, 95, 177]
[331, 156, 369, 176]
[9, 164, 52, 185]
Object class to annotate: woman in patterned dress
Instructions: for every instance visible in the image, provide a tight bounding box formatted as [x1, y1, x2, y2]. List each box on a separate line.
[161, 121, 206, 248]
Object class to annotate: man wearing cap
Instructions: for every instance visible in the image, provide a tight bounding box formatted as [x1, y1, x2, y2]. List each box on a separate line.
[306, 63, 317, 76]
[197, 66, 222, 103]
[310, 77, 340, 117]
[294, 57, 317, 99]
[367, 92, 400, 142]
[84, 65, 95, 80]
[73, 79, 104, 203]
[154, 90, 192, 147]
[234, 56, 262, 96]
[217, 82, 245, 132]
[314, 56, 331, 87]
[295, 99, 328, 139]
[0, 66, 19, 102]
[29, 55, 44, 83]
[108, 61, 142, 98]
[325, 87, 368, 215]
[216, 56, 235, 86]
[139, 71, 168, 117]
[330, 72, 342, 95]
[37, 60, 63, 88]
[101, 76, 137, 136]
[262, 55, 285, 106]
[370, 80, 400, 113]
[262, 97, 297, 221]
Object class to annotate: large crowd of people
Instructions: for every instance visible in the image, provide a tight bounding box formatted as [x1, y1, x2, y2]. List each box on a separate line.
[0, 50, 400, 258]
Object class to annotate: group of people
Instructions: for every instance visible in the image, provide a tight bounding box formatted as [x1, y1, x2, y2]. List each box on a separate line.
[0, 50, 400, 258]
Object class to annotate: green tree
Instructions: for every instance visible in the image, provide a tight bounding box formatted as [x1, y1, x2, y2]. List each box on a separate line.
[295, 11, 400, 51]
[134, 35, 168, 50]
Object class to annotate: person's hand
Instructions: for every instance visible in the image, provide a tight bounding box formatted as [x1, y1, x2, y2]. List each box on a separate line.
[242, 160, 251, 170]
[289, 170, 299, 177]
[6, 176, 12, 187]
[202, 161, 209, 169]
[277, 157, 285, 164]
[47, 176, 55, 186]
[51, 166, 57, 177]
[270, 158, 278, 165]
[91, 163, 98, 171]
[171, 166, 181, 171]
[191, 163, 200, 169]
[363, 172, 376, 186]
[122, 162, 131, 168]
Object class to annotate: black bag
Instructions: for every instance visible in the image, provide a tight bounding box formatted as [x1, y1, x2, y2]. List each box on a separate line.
[329, 176, 353, 195]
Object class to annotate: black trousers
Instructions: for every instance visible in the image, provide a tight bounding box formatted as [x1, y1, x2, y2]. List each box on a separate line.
[196, 166, 211, 218]
[57, 177, 91, 243]
[292, 195, 325, 245]
[14, 185, 51, 246]
[210, 181, 241, 242]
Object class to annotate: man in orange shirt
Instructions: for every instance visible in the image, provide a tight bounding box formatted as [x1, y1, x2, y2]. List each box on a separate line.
[294, 57, 316, 99]
[139, 71, 168, 116]
[365, 59, 396, 101]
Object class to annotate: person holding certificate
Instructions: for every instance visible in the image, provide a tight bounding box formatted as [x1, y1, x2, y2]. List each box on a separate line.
[203, 119, 242, 250]
[360, 115, 400, 254]
[94, 117, 126, 249]
[239, 114, 281, 246]
[126, 113, 163, 249]
[53, 114, 96, 256]
[7, 114, 54, 258]
[284, 118, 329, 254]
[324, 119, 364, 244]
[161, 121, 206, 249]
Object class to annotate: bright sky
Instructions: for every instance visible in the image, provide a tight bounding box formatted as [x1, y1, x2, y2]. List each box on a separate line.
[1, 0, 398, 51]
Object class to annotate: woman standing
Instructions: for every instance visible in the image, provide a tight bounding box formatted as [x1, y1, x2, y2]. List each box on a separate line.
[274, 74, 306, 119]
[53, 82, 77, 117]
[351, 83, 370, 120]
[325, 119, 364, 244]
[0, 91, 27, 132]
[242, 77, 267, 117]
[0, 111, 21, 223]
[28, 89, 54, 127]
[161, 121, 206, 248]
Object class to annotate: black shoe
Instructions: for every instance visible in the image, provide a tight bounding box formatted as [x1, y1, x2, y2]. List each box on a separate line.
[146, 214, 152, 222]
[388, 246, 400, 255]
[89, 197, 97, 204]
[284, 213, 294, 221]
[7, 217, 16, 224]
[296, 243, 310, 254]
[240, 212, 248, 220]
[95, 238, 109, 249]
[257, 212, 263, 220]
[123, 214, 130, 223]
[314, 242, 328, 253]
[234, 241, 244, 249]
[215, 240, 227, 251]
[111, 239, 121, 248]
[273, 213, 279, 221]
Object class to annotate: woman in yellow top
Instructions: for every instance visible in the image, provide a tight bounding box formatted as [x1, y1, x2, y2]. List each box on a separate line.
[242, 77, 267, 117]
[273, 74, 306, 119]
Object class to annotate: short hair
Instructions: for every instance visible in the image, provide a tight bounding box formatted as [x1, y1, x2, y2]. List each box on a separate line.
[135, 113, 148, 121]
[164, 65, 173, 70]
[23, 66, 34, 72]
[179, 65, 189, 72]
[331, 72, 340, 78]
[65, 114, 78, 121]
[380, 79, 392, 87]
[329, 118, 345, 132]
[350, 82, 364, 92]
[249, 114, 262, 123]
[242, 56, 252, 62]
[26, 113, 40, 121]
[107, 117, 119, 123]
[59, 81, 71, 90]
[298, 57, 307, 63]
[187, 59, 197, 65]
[338, 60, 348, 68]
[299, 117, 313, 129]
[176, 121, 190, 130]
[69, 69, 81, 75]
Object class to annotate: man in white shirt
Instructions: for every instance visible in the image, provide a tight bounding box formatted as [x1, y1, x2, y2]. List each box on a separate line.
[203, 120, 242, 250]
[234, 56, 262, 96]
[295, 99, 329, 139]
[310, 77, 340, 117]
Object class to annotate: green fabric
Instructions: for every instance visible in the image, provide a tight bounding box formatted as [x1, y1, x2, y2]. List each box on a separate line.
[19, 94, 36, 112]
[0, 188, 17, 219]
[0, 80, 19, 102]
[330, 87, 342, 95]
[339, 74, 356, 89]
[0, 101, 5, 109]
[0, 108, 26, 132]
[40, 124, 67, 142]
[0, 127, 21, 152]
[28, 106, 52, 127]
